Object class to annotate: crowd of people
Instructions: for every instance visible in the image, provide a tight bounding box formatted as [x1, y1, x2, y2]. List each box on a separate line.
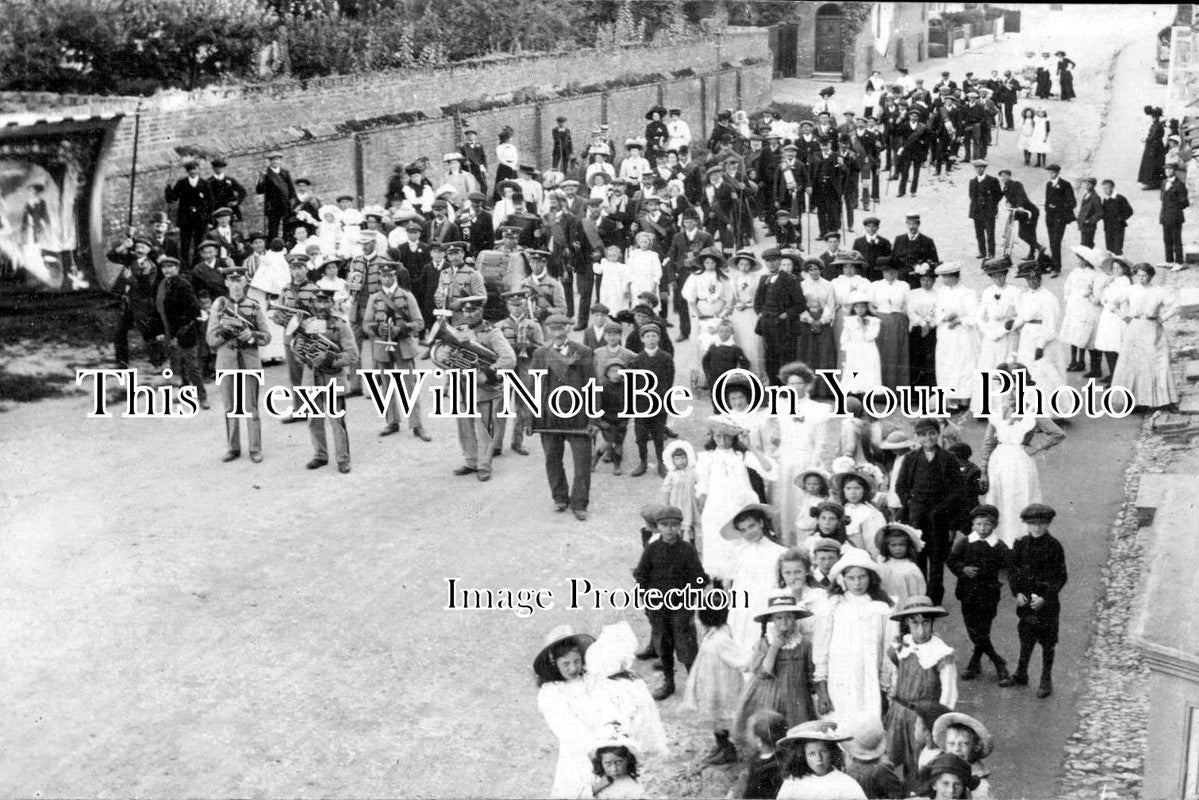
[101, 48, 1185, 798]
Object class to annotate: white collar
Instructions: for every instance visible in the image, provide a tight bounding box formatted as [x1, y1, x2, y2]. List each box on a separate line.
[968, 532, 1000, 547]
[897, 634, 954, 669]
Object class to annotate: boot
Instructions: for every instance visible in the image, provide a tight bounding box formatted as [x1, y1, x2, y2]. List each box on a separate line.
[612, 449, 623, 475]
[652, 672, 675, 701]
[961, 651, 982, 681]
[591, 446, 605, 472]
[1011, 656, 1030, 686]
[701, 731, 738, 766]
[1082, 350, 1104, 378]
[1037, 648, 1055, 697]
[1037, 675, 1053, 698]
[630, 459, 648, 477]
[993, 655, 1012, 685]
[700, 732, 725, 762]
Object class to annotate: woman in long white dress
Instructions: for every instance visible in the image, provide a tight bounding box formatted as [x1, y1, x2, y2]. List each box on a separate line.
[1111, 263, 1179, 410]
[729, 251, 766, 381]
[1012, 262, 1068, 394]
[932, 264, 980, 413]
[972, 257, 1021, 414]
[774, 363, 833, 536]
[682, 247, 735, 361]
[982, 395, 1041, 548]
[1094, 256, 1131, 383]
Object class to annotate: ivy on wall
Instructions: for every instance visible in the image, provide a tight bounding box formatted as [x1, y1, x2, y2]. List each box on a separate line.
[839, 1, 875, 57]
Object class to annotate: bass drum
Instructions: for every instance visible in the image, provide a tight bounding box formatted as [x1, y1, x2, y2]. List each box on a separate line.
[475, 249, 521, 322]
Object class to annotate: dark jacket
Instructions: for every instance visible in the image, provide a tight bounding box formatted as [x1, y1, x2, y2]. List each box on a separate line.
[551, 127, 573, 165]
[969, 174, 1004, 220]
[206, 174, 248, 221]
[1077, 190, 1103, 230]
[891, 232, 940, 273]
[664, 229, 715, 280]
[894, 446, 962, 518]
[1009, 532, 1068, 614]
[1160, 178, 1189, 225]
[528, 340, 595, 434]
[1101, 193, 1134, 230]
[753, 269, 804, 339]
[165, 176, 211, 226]
[1044, 179, 1078, 225]
[948, 533, 1011, 604]
[155, 274, 201, 347]
[852, 235, 892, 280]
[632, 537, 704, 594]
[627, 347, 676, 399]
[255, 168, 297, 215]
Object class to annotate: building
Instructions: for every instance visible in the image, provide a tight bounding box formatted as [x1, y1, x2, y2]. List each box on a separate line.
[770, 2, 944, 81]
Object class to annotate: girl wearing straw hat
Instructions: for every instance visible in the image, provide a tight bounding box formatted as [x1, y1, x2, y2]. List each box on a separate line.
[930, 712, 994, 799]
[775, 719, 867, 799]
[732, 589, 817, 749]
[696, 416, 778, 582]
[813, 549, 896, 723]
[839, 289, 882, 396]
[884, 596, 958, 783]
[534, 626, 617, 798]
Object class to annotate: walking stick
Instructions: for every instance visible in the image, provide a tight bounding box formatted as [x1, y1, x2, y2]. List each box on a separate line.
[806, 208, 813, 251]
[126, 103, 143, 231]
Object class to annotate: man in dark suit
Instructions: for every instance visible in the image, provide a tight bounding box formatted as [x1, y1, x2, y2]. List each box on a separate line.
[852, 216, 892, 281]
[1043, 164, 1077, 275]
[154, 254, 207, 409]
[896, 109, 929, 198]
[395, 221, 435, 316]
[757, 133, 783, 232]
[1160, 164, 1189, 264]
[808, 139, 845, 238]
[701, 166, 737, 252]
[254, 152, 296, 243]
[551, 116, 573, 173]
[206, 207, 246, 265]
[146, 211, 181, 263]
[891, 213, 940, 284]
[663, 209, 714, 342]
[540, 192, 587, 326]
[999, 169, 1041, 258]
[753, 247, 805, 384]
[1099, 179, 1134, 255]
[1076, 177, 1103, 248]
[894, 418, 964, 606]
[206, 158, 248, 226]
[968, 160, 1004, 259]
[165, 159, 212, 266]
[773, 144, 809, 226]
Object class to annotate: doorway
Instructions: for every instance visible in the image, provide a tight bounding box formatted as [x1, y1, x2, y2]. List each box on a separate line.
[773, 23, 799, 78]
[815, 4, 844, 74]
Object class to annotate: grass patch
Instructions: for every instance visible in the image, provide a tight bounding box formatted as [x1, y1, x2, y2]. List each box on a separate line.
[0, 370, 73, 404]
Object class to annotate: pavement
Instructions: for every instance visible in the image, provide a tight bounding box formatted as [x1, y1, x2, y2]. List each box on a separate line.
[0, 5, 1178, 798]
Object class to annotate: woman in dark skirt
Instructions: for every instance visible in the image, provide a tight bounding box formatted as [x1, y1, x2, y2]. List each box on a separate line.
[871, 257, 911, 390]
[796, 258, 838, 399]
[644, 105, 669, 168]
[1138, 106, 1166, 190]
[1035, 52, 1053, 99]
[905, 263, 939, 389]
[1055, 51, 1076, 101]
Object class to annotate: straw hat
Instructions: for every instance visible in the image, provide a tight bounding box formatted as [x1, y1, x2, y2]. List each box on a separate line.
[794, 466, 831, 490]
[890, 594, 949, 621]
[706, 415, 744, 438]
[827, 546, 881, 582]
[832, 468, 877, 501]
[778, 719, 853, 746]
[753, 589, 814, 622]
[874, 522, 924, 556]
[837, 711, 888, 762]
[733, 249, 763, 270]
[720, 500, 778, 540]
[933, 712, 994, 759]
[532, 625, 595, 681]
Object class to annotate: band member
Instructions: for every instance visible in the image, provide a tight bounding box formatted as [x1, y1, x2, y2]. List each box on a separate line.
[493, 289, 545, 456]
[434, 241, 487, 324]
[347, 233, 405, 394]
[529, 314, 595, 520]
[520, 249, 568, 324]
[154, 255, 208, 409]
[362, 262, 431, 441]
[270, 254, 319, 422]
[297, 289, 358, 473]
[205, 267, 271, 463]
[450, 295, 517, 482]
[255, 151, 297, 242]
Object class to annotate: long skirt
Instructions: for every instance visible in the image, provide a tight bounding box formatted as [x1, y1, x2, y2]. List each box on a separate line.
[909, 327, 937, 389]
[732, 645, 816, 746]
[984, 443, 1041, 548]
[935, 324, 980, 401]
[885, 654, 944, 781]
[1110, 318, 1179, 409]
[731, 307, 766, 382]
[1060, 71, 1076, 100]
[1016, 330, 1068, 393]
[797, 322, 837, 399]
[248, 286, 286, 363]
[877, 312, 910, 389]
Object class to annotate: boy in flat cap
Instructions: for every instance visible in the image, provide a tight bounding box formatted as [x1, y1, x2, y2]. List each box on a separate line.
[632, 504, 704, 700]
[1005, 503, 1067, 697]
[107, 231, 166, 370]
[362, 261, 430, 441]
[947, 504, 1013, 684]
[206, 267, 271, 463]
[154, 254, 208, 410]
[627, 322, 675, 477]
[492, 289, 545, 456]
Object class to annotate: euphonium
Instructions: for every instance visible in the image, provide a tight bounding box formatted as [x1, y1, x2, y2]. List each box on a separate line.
[291, 317, 342, 368]
[424, 314, 500, 375]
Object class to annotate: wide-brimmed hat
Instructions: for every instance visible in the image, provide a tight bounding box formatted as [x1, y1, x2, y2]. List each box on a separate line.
[662, 439, 697, 468]
[721, 501, 778, 540]
[934, 262, 962, 276]
[696, 247, 725, 267]
[837, 711, 888, 761]
[828, 546, 880, 582]
[831, 249, 866, 267]
[794, 466, 831, 491]
[645, 104, 668, 120]
[879, 427, 917, 451]
[532, 625, 595, 681]
[1076, 245, 1114, 270]
[778, 719, 853, 746]
[754, 589, 814, 622]
[874, 522, 924, 556]
[832, 468, 877, 501]
[1016, 259, 1043, 279]
[933, 712, 994, 759]
[890, 594, 948, 621]
[706, 414, 744, 438]
[982, 255, 1012, 275]
[733, 250, 762, 269]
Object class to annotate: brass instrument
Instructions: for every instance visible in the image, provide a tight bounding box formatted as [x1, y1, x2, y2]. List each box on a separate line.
[377, 318, 400, 355]
[424, 311, 500, 379]
[1001, 202, 1016, 257]
[347, 263, 366, 297]
[218, 302, 259, 341]
[292, 317, 343, 368]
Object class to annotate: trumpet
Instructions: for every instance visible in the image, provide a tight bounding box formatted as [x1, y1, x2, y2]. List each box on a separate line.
[268, 300, 310, 322]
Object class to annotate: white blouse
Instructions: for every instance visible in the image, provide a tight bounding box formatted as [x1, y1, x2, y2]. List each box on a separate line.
[496, 142, 519, 168]
[906, 287, 938, 329]
[869, 278, 910, 314]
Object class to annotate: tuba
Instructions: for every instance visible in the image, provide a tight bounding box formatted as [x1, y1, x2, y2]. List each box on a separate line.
[292, 317, 342, 368]
[424, 311, 500, 379]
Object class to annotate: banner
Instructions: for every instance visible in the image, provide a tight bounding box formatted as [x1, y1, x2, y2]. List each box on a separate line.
[0, 114, 123, 310]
